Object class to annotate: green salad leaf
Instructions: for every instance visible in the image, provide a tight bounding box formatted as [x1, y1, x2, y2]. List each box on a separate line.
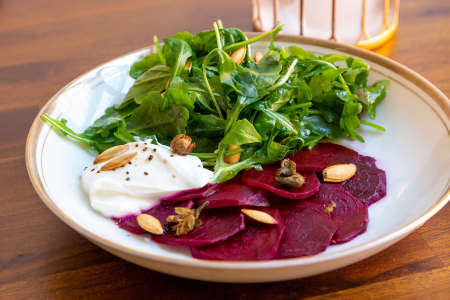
[41, 21, 388, 183]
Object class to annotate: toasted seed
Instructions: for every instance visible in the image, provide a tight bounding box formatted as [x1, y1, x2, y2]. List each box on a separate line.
[94, 144, 130, 164]
[241, 209, 278, 225]
[136, 214, 164, 235]
[100, 152, 137, 171]
[224, 144, 241, 164]
[322, 163, 357, 182]
[230, 47, 247, 64]
[184, 61, 192, 70]
[254, 51, 263, 63]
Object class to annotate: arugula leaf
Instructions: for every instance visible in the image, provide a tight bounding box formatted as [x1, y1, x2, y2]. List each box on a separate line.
[162, 38, 192, 79]
[246, 51, 282, 93]
[124, 65, 171, 103]
[257, 107, 298, 135]
[187, 112, 226, 138]
[164, 76, 195, 111]
[344, 57, 369, 87]
[340, 100, 364, 142]
[309, 68, 346, 98]
[287, 46, 317, 60]
[129, 53, 161, 79]
[358, 80, 388, 119]
[127, 92, 189, 143]
[303, 115, 345, 138]
[221, 119, 261, 146]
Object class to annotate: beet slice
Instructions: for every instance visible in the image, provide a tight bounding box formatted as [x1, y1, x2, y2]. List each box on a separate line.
[290, 143, 359, 172]
[196, 182, 270, 209]
[160, 184, 220, 204]
[152, 208, 245, 247]
[112, 200, 194, 234]
[191, 208, 284, 261]
[242, 165, 320, 199]
[342, 155, 386, 206]
[310, 184, 368, 244]
[275, 201, 336, 258]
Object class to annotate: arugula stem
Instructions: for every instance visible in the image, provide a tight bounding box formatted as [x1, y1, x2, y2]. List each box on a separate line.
[201, 161, 216, 167]
[217, 19, 224, 29]
[308, 109, 322, 115]
[191, 147, 242, 160]
[279, 102, 312, 112]
[268, 58, 298, 91]
[223, 24, 284, 52]
[213, 22, 225, 63]
[213, 22, 223, 50]
[40, 114, 92, 145]
[360, 119, 386, 132]
[202, 49, 224, 119]
[153, 35, 166, 65]
[224, 98, 244, 133]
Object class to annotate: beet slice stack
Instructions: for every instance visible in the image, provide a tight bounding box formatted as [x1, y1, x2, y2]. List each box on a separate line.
[112, 142, 387, 261]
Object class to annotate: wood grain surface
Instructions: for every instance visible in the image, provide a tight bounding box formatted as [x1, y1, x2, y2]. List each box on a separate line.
[0, 0, 449, 299]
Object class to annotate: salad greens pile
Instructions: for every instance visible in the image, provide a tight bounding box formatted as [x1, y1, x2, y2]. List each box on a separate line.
[42, 21, 387, 183]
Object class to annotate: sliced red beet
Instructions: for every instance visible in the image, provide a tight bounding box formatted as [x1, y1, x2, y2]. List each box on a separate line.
[191, 208, 284, 261]
[275, 201, 336, 258]
[196, 182, 270, 209]
[112, 200, 194, 234]
[242, 165, 320, 200]
[152, 208, 245, 247]
[290, 143, 359, 172]
[160, 184, 221, 203]
[310, 184, 368, 244]
[342, 155, 386, 206]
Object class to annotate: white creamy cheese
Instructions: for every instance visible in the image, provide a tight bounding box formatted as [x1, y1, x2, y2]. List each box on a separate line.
[81, 140, 213, 218]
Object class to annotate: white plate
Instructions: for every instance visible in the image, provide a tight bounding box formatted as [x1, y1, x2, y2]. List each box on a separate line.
[26, 34, 450, 283]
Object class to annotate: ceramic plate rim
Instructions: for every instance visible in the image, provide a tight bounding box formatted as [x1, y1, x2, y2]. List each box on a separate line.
[26, 34, 450, 269]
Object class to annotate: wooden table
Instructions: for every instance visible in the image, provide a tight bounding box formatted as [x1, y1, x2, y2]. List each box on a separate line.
[1, 0, 448, 298]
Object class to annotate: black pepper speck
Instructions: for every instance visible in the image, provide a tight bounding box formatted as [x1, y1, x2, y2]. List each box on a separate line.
[148, 155, 153, 161]
[96, 170, 100, 173]
[170, 154, 174, 157]
[128, 162, 132, 165]
[91, 168, 95, 172]
[126, 177, 130, 181]
[143, 147, 148, 152]
[152, 148, 157, 152]
[126, 171, 129, 175]
[135, 144, 138, 148]
[144, 172, 148, 176]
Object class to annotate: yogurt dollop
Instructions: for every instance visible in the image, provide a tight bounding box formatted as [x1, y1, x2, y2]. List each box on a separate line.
[81, 140, 213, 217]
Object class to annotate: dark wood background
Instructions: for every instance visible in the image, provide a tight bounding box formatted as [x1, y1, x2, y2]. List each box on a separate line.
[1, 0, 448, 299]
